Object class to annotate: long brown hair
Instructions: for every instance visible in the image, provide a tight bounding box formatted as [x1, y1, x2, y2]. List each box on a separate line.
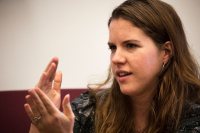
[94, 0, 200, 132]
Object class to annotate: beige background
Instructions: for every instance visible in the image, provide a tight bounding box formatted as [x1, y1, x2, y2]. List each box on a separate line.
[0, 0, 199, 90]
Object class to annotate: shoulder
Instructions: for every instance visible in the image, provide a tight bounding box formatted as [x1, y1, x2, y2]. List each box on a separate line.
[71, 89, 109, 133]
[71, 91, 96, 133]
[71, 90, 96, 122]
[178, 102, 200, 132]
[71, 91, 96, 113]
[71, 89, 108, 115]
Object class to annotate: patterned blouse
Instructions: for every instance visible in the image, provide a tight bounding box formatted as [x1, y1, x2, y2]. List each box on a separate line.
[71, 91, 200, 133]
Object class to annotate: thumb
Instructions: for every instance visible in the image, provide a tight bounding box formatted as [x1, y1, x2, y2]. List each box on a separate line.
[62, 94, 75, 120]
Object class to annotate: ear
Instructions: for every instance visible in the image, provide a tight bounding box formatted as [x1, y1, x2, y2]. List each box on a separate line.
[161, 41, 173, 64]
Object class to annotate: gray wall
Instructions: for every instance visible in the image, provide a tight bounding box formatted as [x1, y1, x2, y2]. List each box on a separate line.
[0, 0, 199, 91]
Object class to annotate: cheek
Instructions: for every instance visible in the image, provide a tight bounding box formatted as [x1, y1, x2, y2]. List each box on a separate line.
[143, 53, 162, 74]
[110, 61, 115, 74]
[135, 52, 162, 75]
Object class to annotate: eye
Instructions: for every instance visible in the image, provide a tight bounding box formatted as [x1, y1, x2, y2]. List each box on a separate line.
[125, 43, 137, 49]
[108, 44, 116, 52]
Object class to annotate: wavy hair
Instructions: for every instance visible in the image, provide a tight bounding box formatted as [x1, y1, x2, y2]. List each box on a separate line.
[94, 0, 200, 132]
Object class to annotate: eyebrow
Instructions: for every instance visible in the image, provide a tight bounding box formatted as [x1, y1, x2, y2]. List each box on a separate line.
[108, 39, 141, 46]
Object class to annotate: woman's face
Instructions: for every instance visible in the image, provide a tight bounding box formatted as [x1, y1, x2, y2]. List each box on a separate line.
[108, 18, 164, 98]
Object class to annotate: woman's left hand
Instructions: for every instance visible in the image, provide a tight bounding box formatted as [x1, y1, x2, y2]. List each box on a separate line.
[24, 88, 75, 133]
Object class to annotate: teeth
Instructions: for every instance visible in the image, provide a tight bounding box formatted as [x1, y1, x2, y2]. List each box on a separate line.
[119, 72, 126, 76]
[118, 72, 130, 77]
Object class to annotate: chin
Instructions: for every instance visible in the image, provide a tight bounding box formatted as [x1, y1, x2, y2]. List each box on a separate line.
[120, 86, 135, 96]
[119, 85, 143, 97]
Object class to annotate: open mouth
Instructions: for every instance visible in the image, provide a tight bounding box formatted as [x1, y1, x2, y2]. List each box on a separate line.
[116, 71, 132, 77]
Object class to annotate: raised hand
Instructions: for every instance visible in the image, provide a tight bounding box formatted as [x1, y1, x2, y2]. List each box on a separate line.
[36, 57, 61, 108]
[24, 57, 75, 133]
[24, 88, 74, 133]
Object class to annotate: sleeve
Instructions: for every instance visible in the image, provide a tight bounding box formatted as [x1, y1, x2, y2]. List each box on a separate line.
[71, 91, 96, 133]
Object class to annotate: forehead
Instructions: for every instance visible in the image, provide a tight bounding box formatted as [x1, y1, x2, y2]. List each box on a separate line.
[109, 18, 135, 34]
[108, 18, 150, 42]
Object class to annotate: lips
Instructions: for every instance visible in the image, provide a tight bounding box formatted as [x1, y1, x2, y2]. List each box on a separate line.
[117, 71, 132, 77]
[115, 70, 132, 81]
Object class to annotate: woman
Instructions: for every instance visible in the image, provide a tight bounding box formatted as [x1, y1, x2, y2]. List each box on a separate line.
[24, 0, 200, 132]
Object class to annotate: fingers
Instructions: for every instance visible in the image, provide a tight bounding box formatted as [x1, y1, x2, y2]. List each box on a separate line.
[37, 72, 47, 89]
[25, 88, 59, 119]
[25, 87, 61, 125]
[27, 89, 48, 115]
[25, 95, 39, 116]
[45, 61, 57, 83]
[24, 93, 44, 126]
[44, 57, 59, 73]
[24, 103, 35, 121]
[62, 94, 74, 119]
[52, 71, 62, 92]
[35, 88, 58, 114]
[37, 57, 59, 89]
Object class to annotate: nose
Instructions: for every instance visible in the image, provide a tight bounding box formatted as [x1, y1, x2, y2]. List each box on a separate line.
[111, 49, 126, 64]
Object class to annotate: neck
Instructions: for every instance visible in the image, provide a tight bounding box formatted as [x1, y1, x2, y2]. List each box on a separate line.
[131, 89, 155, 132]
[132, 99, 151, 132]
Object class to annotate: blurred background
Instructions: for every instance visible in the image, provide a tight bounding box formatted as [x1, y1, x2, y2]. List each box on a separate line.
[0, 0, 199, 91]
